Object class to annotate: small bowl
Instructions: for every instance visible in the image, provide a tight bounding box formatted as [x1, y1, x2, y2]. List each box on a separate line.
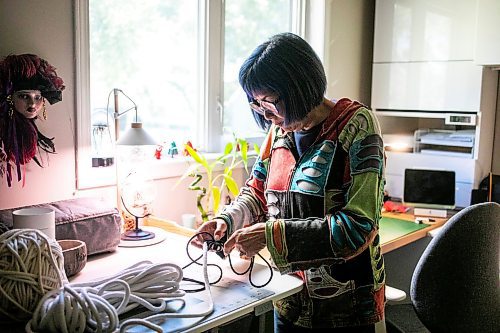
[57, 239, 87, 277]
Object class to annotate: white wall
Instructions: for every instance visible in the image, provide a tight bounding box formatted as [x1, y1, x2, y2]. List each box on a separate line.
[0, 0, 76, 205]
[492, 81, 500, 175]
[325, 0, 375, 105]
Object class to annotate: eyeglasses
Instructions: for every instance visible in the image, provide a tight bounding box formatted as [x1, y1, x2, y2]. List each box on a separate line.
[249, 96, 281, 116]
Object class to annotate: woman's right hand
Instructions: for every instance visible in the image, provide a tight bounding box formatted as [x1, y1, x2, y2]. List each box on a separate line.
[190, 218, 227, 248]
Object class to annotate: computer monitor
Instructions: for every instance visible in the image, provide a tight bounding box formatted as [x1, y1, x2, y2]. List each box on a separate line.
[403, 168, 456, 217]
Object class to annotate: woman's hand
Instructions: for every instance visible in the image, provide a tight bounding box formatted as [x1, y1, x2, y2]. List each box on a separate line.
[223, 223, 266, 259]
[190, 218, 227, 248]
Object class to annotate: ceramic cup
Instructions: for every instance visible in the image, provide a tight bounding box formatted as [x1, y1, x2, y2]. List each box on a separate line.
[181, 213, 196, 229]
[12, 207, 56, 239]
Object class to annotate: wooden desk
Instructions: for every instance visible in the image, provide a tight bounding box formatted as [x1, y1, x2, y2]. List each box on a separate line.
[70, 218, 303, 333]
[380, 211, 447, 254]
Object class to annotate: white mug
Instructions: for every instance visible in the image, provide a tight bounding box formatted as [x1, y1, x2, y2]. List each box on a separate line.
[12, 207, 56, 239]
[181, 213, 196, 229]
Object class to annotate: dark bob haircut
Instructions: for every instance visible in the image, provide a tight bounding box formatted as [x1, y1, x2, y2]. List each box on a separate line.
[238, 32, 327, 131]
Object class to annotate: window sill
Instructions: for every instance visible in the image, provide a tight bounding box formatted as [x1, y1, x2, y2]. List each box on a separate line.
[146, 152, 257, 180]
[78, 152, 257, 189]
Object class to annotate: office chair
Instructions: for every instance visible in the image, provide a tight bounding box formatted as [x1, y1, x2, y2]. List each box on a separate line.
[385, 202, 500, 333]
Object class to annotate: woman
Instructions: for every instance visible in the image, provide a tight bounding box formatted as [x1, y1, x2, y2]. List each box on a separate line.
[0, 54, 65, 186]
[195, 32, 385, 332]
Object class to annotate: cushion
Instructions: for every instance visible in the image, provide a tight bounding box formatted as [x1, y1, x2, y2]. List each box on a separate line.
[0, 197, 121, 255]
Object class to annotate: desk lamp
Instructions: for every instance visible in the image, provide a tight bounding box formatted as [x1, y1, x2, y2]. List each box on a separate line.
[113, 88, 156, 146]
[120, 171, 156, 241]
[113, 88, 157, 241]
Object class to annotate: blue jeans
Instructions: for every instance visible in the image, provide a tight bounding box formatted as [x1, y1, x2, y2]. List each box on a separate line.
[274, 310, 375, 333]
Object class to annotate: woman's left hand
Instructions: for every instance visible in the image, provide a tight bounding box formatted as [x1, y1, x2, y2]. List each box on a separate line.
[223, 222, 266, 259]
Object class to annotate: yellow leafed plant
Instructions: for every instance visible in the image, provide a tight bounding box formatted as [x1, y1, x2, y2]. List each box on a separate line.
[179, 135, 259, 223]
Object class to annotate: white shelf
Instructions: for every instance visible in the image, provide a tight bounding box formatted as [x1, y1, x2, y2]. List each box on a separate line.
[375, 110, 450, 119]
[414, 129, 475, 158]
[418, 139, 474, 148]
[419, 150, 472, 158]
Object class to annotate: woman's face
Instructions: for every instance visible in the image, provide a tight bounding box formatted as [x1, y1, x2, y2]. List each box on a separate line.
[251, 92, 312, 132]
[251, 92, 290, 129]
[12, 90, 44, 119]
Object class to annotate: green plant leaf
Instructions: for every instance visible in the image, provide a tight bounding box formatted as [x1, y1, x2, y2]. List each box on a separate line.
[253, 143, 260, 155]
[224, 174, 239, 196]
[181, 134, 257, 222]
[237, 138, 248, 171]
[224, 142, 233, 155]
[224, 166, 233, 177]
[212, 186, 221, 213]
[184, 144, 208, 169]
[238, 138, 248, 161]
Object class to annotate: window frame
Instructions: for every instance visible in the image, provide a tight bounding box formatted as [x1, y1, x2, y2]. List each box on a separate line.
[75, 0, 326, 189]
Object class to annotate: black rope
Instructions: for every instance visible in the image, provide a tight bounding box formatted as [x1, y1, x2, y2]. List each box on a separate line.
[182, 232, 223, 293]
[182, 232, 274, 291]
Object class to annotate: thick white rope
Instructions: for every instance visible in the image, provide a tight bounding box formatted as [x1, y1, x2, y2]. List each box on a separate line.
[26, 242, 214, 333]
[0, 229, 67, 322]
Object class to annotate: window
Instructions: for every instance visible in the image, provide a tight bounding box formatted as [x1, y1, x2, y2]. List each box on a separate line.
[89, 0, 199, 150]
[76, 0, 324, 189]
[223, 0, 292, 140]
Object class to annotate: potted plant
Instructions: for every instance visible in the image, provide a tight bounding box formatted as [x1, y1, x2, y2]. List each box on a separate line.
[179, 135, 258, 224]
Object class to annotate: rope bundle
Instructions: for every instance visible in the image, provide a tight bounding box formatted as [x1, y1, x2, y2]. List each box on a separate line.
[27, 244, 213, 333]
[0, 229, 227, 332]
[0, 229, 67, 322]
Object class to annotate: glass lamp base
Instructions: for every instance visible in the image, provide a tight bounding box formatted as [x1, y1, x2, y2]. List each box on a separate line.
[121, 228, 155, 241]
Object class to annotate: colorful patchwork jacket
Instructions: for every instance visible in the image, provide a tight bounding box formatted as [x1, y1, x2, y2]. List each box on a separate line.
[218, 98, 386, 328]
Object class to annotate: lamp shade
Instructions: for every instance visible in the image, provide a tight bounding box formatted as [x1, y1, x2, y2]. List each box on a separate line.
[116, 122, 156, 146]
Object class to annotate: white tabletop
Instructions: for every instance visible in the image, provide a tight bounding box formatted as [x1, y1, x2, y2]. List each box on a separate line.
[70, 227, 303, 332]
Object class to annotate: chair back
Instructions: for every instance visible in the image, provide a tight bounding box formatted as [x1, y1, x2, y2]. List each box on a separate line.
[410, 202, 500, 332]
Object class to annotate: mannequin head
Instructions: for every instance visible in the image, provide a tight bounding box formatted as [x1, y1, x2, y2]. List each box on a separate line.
[11, 90, 44, 119]
[0, 54, 65, 186]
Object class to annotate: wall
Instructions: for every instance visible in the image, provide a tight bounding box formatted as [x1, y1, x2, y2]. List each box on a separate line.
[325, 0, 375, 105]
[492, 79, 500, 175]
[0, 0, 76, 205]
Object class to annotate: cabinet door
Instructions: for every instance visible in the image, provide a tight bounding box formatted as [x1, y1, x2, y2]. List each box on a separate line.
[371, 61, 482, 112]
[374, 0, 477, 62]
[474, 0, 500, 65]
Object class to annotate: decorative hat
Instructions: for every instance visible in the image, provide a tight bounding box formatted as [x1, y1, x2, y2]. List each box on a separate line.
[0, 54, 65, 104]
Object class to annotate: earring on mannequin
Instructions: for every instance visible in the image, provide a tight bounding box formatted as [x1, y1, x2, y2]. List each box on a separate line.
[42, 100, 47, 120]
[6, 94, 14, 118]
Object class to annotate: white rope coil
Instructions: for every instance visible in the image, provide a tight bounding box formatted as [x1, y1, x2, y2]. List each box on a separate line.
[27, 243, 214, 333]
[0, 229, 67, 322]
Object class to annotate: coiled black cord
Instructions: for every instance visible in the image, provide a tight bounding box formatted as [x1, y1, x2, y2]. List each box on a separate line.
[182, 232, 273, 291]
